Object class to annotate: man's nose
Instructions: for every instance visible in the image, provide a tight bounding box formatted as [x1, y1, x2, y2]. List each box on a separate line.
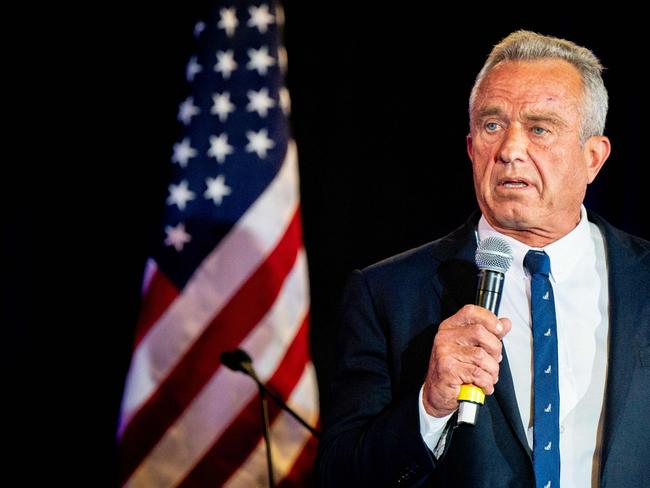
[498, 125, 528, 164]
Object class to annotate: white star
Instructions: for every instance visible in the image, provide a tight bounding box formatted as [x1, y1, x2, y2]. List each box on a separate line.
[164, 222, 191, 251]
[211, 92, 236, 122]
[245, 128, 275, 159]
[204, 175, 232, 205]
[247, 4, 275, 33]
[166, 180, 196, 211]
[186, 55, 203, 82]
[194, 21, 206, 38]
[171, 137, 197, 167]
[178, 96, 200, 125]
[247, 46, 275, 75]
[246, 88, 276, 117]
[207, 134, 234, 163]
[215, 50, 238, 79]
[218, 7, 238, 37]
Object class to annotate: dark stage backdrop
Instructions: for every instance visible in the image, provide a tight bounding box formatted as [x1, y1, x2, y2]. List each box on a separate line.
[17, 4, 647, 484]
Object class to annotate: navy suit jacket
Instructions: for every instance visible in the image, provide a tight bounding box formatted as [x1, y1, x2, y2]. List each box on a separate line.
[316, 211, 650, 487]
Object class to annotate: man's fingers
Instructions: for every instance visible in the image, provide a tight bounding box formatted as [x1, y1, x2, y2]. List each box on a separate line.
[457, 345, 500, 383]
[457, 364, 497, 395]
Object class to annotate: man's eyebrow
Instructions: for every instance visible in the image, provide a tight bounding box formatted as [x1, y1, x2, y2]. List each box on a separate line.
[522, 112, 569, 128]
[475, 107, 569, 128]
[476, 107, 504, 119]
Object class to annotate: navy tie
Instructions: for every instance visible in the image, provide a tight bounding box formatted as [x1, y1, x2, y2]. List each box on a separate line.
[524, 250, 561, 488]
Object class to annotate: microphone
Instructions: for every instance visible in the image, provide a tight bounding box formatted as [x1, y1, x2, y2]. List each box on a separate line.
[220, 348, 256, 377]
[457, 236, 513, 425]
[220, 348, 320, 437]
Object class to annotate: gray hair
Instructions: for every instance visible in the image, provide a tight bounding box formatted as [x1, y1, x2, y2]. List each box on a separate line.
[469, 30, 608, 143]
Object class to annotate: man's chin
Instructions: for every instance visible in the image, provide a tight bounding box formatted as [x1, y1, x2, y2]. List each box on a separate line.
[486, 208, 535, 232]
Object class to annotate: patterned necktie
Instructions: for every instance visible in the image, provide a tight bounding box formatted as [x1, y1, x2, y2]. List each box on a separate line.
[524, 250, 561, 488]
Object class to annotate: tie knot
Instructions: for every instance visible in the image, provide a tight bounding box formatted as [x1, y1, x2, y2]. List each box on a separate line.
[524, 250, 551, 276]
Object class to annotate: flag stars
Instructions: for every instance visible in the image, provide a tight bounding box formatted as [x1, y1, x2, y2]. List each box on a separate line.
[218, 7, 239, 37]
[211, 92, 236, 122]
[167, 180, 196, 211]
[247, 46, 275, 75]
[246, 87, 275, 117]
[215, 50, 238, 79]
[208, 134, 234, 163]
[164, 222, 191, 251]
[205, 175, 232, 205]
[247, 4, 275, 33]
[246, 128, 275, 159]
[172, 137, 197, 167]
[178, 96, 200, 125]
[186, 56, 203, 82]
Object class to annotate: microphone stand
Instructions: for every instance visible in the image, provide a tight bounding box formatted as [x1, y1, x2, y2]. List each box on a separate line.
[251, 375, 320, 438]
[258, 386, 274, 488]
[220, 349, 320, 488]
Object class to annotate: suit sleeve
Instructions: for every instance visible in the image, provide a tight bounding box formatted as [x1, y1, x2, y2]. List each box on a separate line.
[315, 269, 440, 487]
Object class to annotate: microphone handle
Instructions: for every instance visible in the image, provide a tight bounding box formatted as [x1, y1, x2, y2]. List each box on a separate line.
[457, 269, 505, 425]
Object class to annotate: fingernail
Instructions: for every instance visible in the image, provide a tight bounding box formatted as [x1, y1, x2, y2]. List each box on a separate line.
[496, 321, 503, 333]
[498, 354, 503, 362]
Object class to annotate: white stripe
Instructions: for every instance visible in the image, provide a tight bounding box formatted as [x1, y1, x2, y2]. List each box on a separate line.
[119, 142, 299, 437]
[124, 250, 310, 488]
[223, 363, 319, 488]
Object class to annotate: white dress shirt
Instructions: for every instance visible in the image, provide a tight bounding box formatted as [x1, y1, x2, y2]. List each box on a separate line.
[419, 206, 609, 487]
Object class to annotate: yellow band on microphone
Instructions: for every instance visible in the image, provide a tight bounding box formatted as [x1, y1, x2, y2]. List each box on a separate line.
[458, 384, 486, 405]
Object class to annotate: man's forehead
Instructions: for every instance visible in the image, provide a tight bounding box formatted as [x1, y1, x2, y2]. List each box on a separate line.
[479, 59, 583, 95]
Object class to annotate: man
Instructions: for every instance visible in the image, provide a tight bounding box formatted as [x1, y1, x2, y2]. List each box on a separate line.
[316, 31, 650, 487]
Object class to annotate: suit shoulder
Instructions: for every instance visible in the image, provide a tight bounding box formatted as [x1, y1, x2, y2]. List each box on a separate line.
[360, 222, 474, 284]
[588, 210, 650, 268]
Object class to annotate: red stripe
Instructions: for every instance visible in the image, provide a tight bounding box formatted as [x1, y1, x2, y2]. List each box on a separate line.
[277, 434, 319, 488]
[119, 208, 304, 484]
[177, 313, 311, 487]
[133, 268, 179, 348]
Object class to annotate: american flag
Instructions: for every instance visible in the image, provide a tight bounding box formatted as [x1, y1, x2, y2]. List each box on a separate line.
[117, 2, 319, 486]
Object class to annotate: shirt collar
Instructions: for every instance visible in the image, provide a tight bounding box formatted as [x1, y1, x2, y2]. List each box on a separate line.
[477, 206, 594, 283]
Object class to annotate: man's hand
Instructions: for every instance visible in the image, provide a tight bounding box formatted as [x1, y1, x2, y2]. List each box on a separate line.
[422, 304, 512, 418]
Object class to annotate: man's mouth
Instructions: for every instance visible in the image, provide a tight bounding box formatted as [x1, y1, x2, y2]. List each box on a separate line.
[499, 178, 530, 189]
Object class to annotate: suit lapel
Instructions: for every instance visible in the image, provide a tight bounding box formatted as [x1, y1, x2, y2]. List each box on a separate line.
[494, 351, 532, 459]
[593, 214, 650, 475]
[432, 214, 531, 459]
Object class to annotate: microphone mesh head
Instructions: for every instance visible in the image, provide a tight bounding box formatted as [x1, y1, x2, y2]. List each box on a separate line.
[475, 236, 513, 273]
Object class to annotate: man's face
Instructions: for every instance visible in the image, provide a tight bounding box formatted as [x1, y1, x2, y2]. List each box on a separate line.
[467, 59, 609, 245]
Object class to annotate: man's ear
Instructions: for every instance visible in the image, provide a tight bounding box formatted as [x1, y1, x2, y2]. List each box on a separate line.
[584, 135, 611, 184]
[466, 134, 474, 161]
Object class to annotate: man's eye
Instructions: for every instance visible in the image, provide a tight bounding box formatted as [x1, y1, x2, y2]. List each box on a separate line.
[485, 122, 499, 132]
[532, 126, 547, 135]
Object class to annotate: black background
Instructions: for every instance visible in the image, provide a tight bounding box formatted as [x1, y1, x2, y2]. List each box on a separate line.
[11, 3, 648, 484]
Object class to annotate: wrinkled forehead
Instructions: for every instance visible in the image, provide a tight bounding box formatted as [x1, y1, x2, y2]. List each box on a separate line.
[473, 59, 585, 116]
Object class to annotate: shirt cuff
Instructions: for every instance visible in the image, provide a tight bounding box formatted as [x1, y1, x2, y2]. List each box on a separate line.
[419, 385, 454, 454]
